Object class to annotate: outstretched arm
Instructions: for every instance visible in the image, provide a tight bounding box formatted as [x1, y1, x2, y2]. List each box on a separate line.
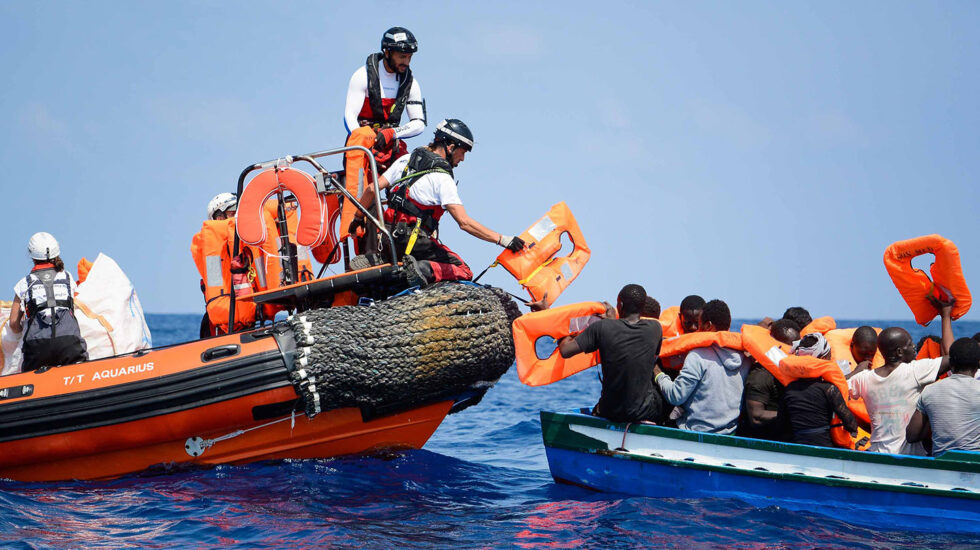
[445, 204, 502, 244]
[928, 291, 956, 376]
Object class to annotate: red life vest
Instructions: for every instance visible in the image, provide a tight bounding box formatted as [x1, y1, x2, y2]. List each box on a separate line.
[357, 53, 413, 127]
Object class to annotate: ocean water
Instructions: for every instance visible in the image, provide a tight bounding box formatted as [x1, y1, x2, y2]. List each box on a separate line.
[1, 314, 978, 548]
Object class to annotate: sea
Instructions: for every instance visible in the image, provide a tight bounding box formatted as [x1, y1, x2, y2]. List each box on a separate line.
[1, 314, 978, 549]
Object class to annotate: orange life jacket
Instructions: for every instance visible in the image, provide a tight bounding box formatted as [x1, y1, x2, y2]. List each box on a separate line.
[801, 316, 837, 335]
[311, 193, 343, 265]
[190, 219, 258, 332]
[916, 338, 943, 360]
[883, 234, 972, 325]
[76, 258, 94, 285]
[496, 202, 590, 307]
[237, 167, 328, 248]
[339, 127, 378, 241]
[741, 324, 871, 450]
[659, 331, 743, 370]
[513, 301, 606, 386]
[658, 306, 685, 338]
[825, 327, 885, 370]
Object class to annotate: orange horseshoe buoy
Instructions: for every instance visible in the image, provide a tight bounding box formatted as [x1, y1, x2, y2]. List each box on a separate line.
[236, 168, 326, 248]
[883, 234, 972, 326]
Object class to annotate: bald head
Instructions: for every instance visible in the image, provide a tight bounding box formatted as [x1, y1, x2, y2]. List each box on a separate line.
[878, 327, 915, 363]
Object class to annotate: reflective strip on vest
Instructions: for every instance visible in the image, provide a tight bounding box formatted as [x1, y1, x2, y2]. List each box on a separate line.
[528, 216, 557, 242]
[765, 345, 788, 365]
[568, 315, 598, 333]
[206, 256, 224, 288]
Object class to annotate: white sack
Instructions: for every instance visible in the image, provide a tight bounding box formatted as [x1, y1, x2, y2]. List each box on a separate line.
[74, 253, 152, 360]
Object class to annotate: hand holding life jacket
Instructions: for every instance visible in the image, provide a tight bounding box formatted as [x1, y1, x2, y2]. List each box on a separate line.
[883, 234, 972, 325]
[497, 202, 590, 308]
[513, 301, 607, 386]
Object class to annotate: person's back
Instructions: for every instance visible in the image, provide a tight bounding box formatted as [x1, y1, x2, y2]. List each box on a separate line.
[560, 284, 665, 423]
[655, 299, 748, 434]
[914, 338, 980, 454]
[783, 378, 856, 447]
[582, 317, 664, 422]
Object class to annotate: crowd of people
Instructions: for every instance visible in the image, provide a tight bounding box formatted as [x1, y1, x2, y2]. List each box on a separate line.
[560, 283, 980, 457]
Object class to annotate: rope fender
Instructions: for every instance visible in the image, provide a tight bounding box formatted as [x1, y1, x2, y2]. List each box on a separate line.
[286, 283, 520, 418]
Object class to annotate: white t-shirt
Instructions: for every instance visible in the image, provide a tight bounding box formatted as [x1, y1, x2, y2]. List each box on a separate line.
[382, 155, 462, 208]
[344, 63, 424, 139]
[848, 358, 942, 455]
[14, 269, 77, 323]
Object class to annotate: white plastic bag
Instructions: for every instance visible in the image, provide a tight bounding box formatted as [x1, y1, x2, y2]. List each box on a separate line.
[0, 302, 23, 376]
[74, 253, 152, 360]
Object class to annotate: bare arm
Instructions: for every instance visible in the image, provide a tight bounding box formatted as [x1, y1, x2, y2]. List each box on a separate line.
[558, 336, 582, 359]
[355, 174, 390, 221]
[825, 383, 859, 434]
[8, 297, 23, 334]
[445, 204, 500, 244]
[906, 409, 931, 444]
[746, 400, 778, 427]
[929, 293, 955, 376]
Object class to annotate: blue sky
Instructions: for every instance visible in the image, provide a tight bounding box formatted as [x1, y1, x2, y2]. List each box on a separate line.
[1, 2, 978, 321]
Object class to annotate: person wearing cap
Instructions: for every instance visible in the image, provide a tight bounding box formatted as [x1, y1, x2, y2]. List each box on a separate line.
[350, 119, 526, 282]
[345, 26, 426, 168]
[780, 333, 861, 448]
[8, 232, 88, 372]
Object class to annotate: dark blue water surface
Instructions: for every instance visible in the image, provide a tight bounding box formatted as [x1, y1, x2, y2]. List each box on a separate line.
[1, 315, 978, 548]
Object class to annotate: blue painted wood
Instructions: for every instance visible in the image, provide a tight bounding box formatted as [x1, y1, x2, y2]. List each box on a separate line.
[545, 446, 980, 534]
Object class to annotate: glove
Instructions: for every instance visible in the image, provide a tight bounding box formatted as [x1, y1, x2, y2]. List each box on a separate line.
[373, 128, 396, 152]
[498, 235, 526, 252]
[348, 216, 366, 237]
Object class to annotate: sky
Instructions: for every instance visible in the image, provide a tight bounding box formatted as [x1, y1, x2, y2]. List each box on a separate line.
[1, 2, 978, 321]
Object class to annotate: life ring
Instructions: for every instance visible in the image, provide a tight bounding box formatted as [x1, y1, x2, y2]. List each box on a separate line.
[512, 301, 606, 386]
[236, 168, 327, 248]
[883, 234, 972, 325]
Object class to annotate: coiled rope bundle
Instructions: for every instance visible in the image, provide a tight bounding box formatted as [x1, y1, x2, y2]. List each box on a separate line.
[287, 283, 520, 418]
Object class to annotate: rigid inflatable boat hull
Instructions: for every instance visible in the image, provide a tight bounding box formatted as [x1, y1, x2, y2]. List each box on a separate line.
[0, 331, 454, 482]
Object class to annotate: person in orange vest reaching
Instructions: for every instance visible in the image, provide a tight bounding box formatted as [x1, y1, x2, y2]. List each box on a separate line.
[351, 119, 526, 283]
[345, 26, 425, 170]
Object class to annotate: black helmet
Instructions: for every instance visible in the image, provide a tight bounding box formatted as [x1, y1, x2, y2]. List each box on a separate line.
[381, 27, 418, 53]
[434, 119, 474, 151]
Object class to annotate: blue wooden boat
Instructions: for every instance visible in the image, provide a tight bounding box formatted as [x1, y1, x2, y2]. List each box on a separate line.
[541, 410, 980, 534]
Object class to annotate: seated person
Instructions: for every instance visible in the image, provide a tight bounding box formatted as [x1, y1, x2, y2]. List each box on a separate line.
[738, 319, 799, 441]
[678, 295, 704, 334]
[642, 296, 661, 320]
[781, 333, 861, 447]
[653, 299, 749, 434]
[558, 284, 667, 423]
[849, 295, 955, 455]
[906, 337, 980, 455]
[781, 306, 812, 332]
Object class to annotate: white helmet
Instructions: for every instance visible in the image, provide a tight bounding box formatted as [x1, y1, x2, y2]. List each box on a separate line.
[28, 232, 60, 260]
[207, 192, 238, 220]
